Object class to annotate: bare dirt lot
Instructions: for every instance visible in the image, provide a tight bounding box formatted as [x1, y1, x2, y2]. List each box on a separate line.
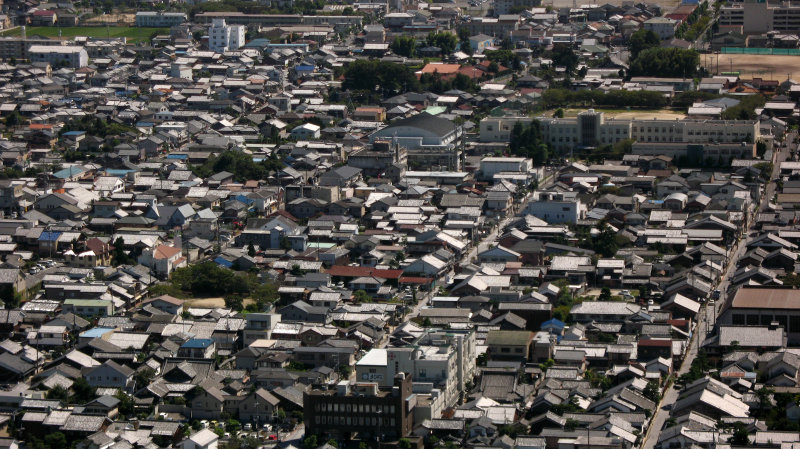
[560, 108, 687, 120]
[702, 53, 800, 79]
[184, 297, 256, 309]
[83, 13, 135, 25]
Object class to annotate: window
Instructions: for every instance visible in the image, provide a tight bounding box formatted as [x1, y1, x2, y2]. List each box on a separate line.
[732, 314, 745, 325]
[791, 315, 800, 332]
[501, 347, 510, 353]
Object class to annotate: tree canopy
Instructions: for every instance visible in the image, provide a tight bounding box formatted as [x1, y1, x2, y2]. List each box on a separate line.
[510, 121, 549, 164]
[192, 150, 285, 182]
[628, 29, 660, 59]
[426, 32, 458, 55]
[342, 60, 420, 95]
[541, 88, 669, 109]
[390, 35, 416, 57]
[629, 48, 700, 78]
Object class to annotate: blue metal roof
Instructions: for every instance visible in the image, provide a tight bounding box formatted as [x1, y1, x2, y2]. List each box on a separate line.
[541, 318, 565, 331]
[53, 166, 85, 179]
[38, 231, 62, 242]
[63, 131, 86, 136]
[105, 169, 135, 177]
[214, 256, 233, 268]
[166, 154, 188, 160]
[80, 327, 115, 338]
[182, 338, 214, 349]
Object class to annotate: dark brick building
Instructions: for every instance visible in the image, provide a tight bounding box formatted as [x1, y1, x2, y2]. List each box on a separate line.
[304, 372, 414, 441]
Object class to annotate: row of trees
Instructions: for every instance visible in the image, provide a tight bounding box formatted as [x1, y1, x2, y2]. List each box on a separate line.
[389, 32, 458, 57]
[59, 116, 136, 139]
[509, 121, 549, 164]
[541, 88, 670, 109]
[629, 47, 700, 78]
[192, 151, 285, 183]
[149, 261, 279, 311]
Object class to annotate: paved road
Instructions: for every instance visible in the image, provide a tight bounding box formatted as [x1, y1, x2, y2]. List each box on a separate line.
[641, 138, 790, 449]
[279, 423, 304, 448]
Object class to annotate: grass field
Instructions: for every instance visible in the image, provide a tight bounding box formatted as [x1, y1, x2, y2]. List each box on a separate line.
[702, 53, 800, 79]
[0, 26, 168, 43]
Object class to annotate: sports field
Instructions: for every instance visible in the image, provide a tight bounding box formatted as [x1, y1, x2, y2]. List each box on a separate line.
[701, 53, 800, 79]
[0, 26, 168, 43]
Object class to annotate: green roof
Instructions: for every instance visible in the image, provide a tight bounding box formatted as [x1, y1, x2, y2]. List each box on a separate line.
[424, 106, 447, 116]
[486, 330, 533, 346]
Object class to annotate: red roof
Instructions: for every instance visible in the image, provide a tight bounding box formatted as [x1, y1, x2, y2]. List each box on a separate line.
[86, 237, 112, 255]
[638, 339, 673, 347]
[326, 266, 403, 280]
[398, 276, 434, 284]
[29, 124, 52, 130]
[33, 10, 55, 16]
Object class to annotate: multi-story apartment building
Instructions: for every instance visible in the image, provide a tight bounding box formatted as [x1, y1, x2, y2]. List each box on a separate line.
[304, 374, 415, 441]
[135, 12, 187, 27]
[28, 45, 88, 68]
[242, 312, 281, 345]
[464, 15, 521, 37]
[494, 0, 540, 15]
[208, 18, 245, 53]
[537, 109, 759, 153]
[195, 12, 362, 29]
[719, 0, 800, 34]
[0, 38, 61, 61]
[355, 329, 476, 408]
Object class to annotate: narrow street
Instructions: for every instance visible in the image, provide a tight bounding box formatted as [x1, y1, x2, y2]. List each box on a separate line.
[640, 137, 790, 449]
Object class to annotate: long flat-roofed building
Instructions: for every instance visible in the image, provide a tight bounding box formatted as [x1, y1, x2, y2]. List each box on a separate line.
[719, 287, 800, 344]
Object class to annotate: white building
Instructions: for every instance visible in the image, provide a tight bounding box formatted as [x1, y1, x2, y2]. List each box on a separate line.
[538, 109, 760, 153]
[719, 0, 800, 34]
[28, 45, 88, 68]
[523, 190, 585, 224]
[183, 429, 219, 449]
[356, 329, 476, 407]
[643, 17, 678, 39]
[479, 116, 534, 142]
[208, 18, 245, 53]
[291, 123, 321, 140]
[135, 11, 187, 27]
[479, 156, 532, 179]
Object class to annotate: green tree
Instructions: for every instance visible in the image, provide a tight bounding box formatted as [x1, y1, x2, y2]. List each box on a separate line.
[353, 289, 372, 303]
[111, 237, 134, 266]
[426, 32, 458, 55]
[643, 381, 661, 402]
[509, 121, 550, 164]
[550, 44, 579, 72]
[629, 48, 700, 78]
[5, 111, 23, 127]
[729, 423, 750, 445]
[71, 377, 96, 403]
[595, 225, 620, 257]
[391, 35, 416, 57]
[629, 29, 660, 59]
[303, 435, 318, 449]
[46, 385, 69, 400]
[342, 60, 420, 95]
[134, 367, 156, 389]
[116, 390, 136, 417]
[598, 287, 611, 302]
[44, 432, 67, 449]
[247, 243, 256, 257]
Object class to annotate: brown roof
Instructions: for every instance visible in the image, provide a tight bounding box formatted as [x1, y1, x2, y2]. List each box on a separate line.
[731, 288, 800, 310]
